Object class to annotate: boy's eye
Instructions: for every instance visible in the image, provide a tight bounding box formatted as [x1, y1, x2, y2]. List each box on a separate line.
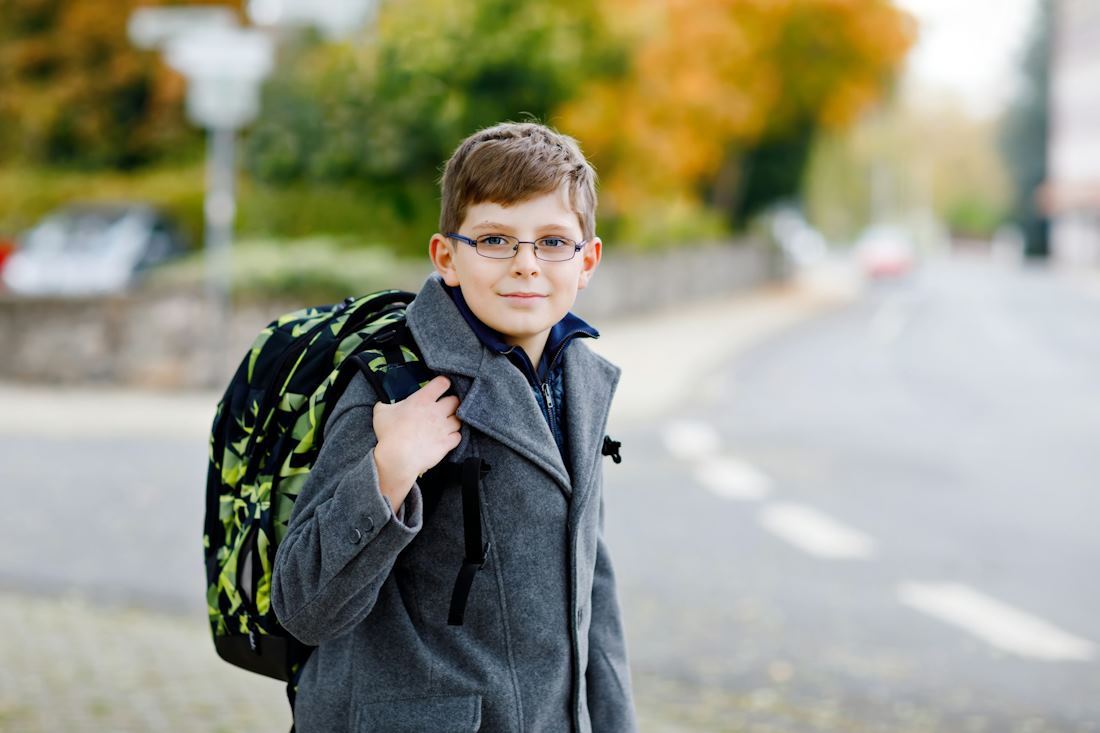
[479, 235, 511, 247]
[538, 238, 568, 248]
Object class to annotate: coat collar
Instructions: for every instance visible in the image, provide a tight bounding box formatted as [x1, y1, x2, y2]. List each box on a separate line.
[406, 273, 620, 504]
[441, 280, 600, 385]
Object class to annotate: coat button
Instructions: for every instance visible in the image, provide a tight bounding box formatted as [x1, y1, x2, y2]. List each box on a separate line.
[365, 515, 375, 532]
[350, 527, 363, 544]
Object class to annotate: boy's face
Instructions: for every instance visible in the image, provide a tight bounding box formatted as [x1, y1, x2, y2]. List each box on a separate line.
[429, 185, 601, 358]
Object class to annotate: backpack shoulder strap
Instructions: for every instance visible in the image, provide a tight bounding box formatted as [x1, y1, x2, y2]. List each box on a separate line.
[346, 320, 491, 626]
[351, 319, 436, 405]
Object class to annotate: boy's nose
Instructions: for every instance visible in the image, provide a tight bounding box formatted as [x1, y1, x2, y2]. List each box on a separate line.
[510, 241, 541, 274]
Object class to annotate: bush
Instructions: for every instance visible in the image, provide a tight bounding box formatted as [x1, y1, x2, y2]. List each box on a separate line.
[146, 236, 431, 303]
[0, 164, 438, 257]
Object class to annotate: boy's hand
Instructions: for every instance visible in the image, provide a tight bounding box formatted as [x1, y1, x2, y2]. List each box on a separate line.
[372, 375, 462, 511]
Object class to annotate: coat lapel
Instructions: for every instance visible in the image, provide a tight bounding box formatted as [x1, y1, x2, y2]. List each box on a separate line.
[405, 275, 575, 495]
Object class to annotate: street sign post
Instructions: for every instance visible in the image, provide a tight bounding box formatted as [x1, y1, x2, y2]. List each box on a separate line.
[128, 7, 238, 50]
[246, 0, 378, 39]
[128, 10, 274, 385]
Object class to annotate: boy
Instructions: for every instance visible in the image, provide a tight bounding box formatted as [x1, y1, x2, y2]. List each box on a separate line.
[271, 122, 637, 732]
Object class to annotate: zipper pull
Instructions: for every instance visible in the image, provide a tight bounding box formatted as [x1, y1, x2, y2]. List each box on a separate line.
[541, 382, 554, 411]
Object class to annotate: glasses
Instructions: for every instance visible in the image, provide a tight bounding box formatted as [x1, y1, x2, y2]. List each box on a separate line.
[446, 232, 587, 262]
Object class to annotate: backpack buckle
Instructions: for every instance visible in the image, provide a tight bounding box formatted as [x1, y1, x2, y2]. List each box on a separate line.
[373, 322, 406, 345]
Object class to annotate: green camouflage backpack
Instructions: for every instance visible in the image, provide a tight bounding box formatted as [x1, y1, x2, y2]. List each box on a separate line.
[204, 289, 458, 688]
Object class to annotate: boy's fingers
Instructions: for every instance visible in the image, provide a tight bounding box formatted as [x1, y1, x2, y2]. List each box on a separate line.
[418, 375, 452, 401]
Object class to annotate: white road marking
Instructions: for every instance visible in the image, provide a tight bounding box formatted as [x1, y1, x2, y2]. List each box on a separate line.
[693, 456, 772, 500]
[897, 582, 1096, 662]
[758, 502, 875, 559]
[662, 419, 722, 460]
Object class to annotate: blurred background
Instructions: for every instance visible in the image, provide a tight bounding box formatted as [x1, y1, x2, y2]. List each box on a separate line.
[2, 0, 1098, 731]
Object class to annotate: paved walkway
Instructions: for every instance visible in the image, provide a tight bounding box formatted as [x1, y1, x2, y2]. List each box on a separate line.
[0, 261, 861, 732]
[0, 592, 290, 732]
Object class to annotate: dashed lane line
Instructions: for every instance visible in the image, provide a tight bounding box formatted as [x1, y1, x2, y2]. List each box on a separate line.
[758, 502, 876, 560]
[662, 419, 722, 461]
[662, 416, 1097, 666]
[897, 582, 1096, 662]
[693, 455, 772, 501]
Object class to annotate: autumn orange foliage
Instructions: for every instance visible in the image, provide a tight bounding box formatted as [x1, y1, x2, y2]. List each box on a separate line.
[0, 0, 243, 168]
[558, 0, 916, 216]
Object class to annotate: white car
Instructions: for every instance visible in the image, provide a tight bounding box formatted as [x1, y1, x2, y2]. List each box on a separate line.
[2, 203, 188, 296]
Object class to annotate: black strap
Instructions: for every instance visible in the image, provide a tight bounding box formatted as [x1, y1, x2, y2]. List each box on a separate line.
[351, 334, 491, 626]
[284, 634, 313, 730]
[286, 679, 297, 732]
[351, 323, 438, 406]
[448, 457, 492, 626]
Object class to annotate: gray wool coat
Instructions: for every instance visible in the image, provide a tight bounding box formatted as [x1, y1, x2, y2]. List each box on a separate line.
[271, 274, 638, 732]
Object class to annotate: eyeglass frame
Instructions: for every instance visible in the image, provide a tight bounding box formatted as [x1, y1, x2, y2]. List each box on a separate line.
[445, 232, 588, 262]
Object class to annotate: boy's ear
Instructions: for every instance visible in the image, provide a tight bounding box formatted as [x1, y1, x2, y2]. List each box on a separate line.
[577, 237, 602, 291]
[429, 234, 461, 287]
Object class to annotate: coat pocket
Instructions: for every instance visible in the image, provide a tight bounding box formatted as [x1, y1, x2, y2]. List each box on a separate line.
[355, 693, 482, 732]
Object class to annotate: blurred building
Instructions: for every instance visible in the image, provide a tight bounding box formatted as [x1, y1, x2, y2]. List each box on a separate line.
[1044, 0, 1100, 266]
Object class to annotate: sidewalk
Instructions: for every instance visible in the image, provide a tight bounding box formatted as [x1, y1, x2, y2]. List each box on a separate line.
[2, 259, 860, 442]
[0, 592, 291, 733]
[0, 260, 861, 732]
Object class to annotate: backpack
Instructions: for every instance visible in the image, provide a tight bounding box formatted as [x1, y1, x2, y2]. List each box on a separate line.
[203, 289, 493, 692]
[204, 287, 625, 697]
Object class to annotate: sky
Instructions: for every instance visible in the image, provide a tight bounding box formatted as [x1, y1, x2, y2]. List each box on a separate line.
[894, 0, 1040, 118]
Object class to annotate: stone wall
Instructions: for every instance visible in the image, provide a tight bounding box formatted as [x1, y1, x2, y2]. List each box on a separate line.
[0, 240, 776, 388]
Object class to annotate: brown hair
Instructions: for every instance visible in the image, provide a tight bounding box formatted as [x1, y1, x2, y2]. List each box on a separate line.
[439, 122, 598, 240]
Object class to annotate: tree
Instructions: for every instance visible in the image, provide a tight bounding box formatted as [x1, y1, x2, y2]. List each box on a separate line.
[245, 0, 624, 192]
[558, 0, 915, 229]
[999, 0, 1050, 258]
[0, 0, 241, 169]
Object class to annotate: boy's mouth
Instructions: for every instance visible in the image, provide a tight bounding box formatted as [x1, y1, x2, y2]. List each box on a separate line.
[500, 292, 548, 299]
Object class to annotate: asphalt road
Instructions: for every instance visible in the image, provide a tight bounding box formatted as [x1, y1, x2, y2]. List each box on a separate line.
[604, 256, 1100, 731]
[2, 254, 1098, 731]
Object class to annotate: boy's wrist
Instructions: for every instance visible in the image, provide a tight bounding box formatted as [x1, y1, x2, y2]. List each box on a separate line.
[374, 441, 416, 505]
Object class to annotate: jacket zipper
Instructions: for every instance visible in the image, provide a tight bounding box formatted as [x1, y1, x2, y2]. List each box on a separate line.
[535, 337, 573, 437]
[541, 381, 556, 429]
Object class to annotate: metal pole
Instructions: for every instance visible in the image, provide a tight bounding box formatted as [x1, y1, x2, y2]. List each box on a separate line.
[203, 126, 237, 386]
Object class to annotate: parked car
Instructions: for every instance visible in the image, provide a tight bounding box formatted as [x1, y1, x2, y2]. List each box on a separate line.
[854, 224, 916, 278]
[1, 202, 189, 296]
